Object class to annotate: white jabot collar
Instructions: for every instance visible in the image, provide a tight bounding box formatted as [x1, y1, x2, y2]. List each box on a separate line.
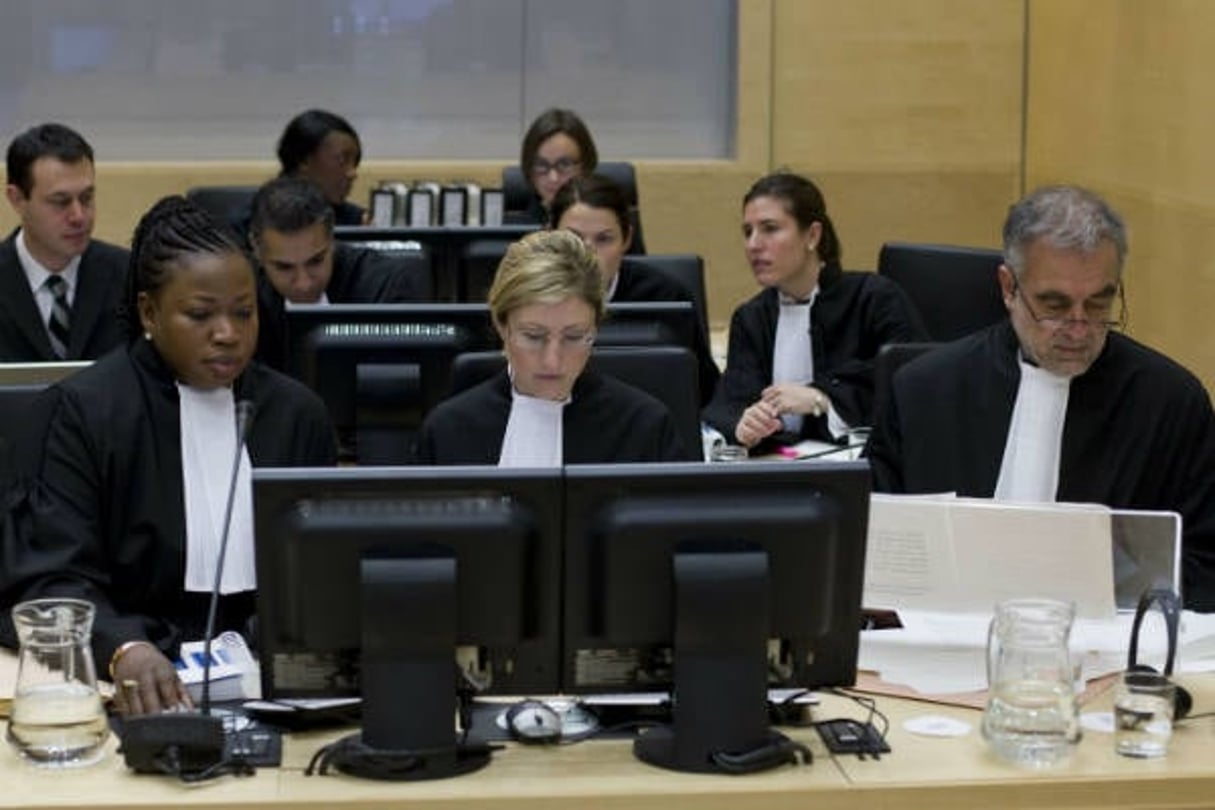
[498, 371, 569, 467]
[178, 384, 257, 593]
[994, 355, 1071, 502]
[773, 286, 819, 433]
[283, 290, 330, 309]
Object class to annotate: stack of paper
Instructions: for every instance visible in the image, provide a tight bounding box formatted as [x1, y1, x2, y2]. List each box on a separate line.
[858, 494, 1215, 697]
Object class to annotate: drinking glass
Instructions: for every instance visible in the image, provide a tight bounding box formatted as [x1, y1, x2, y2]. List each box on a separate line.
[1114, 671, 1175, 758]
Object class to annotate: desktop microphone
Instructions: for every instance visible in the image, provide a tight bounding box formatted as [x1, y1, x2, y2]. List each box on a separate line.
[121, 398, 257, 780]
[201, 398, 256, 715]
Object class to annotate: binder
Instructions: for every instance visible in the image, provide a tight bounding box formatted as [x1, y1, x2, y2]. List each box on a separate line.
[409, 184, 438, 226]
[481, 189, 504, 227]
[440, 185, 467, 226]
[369, 188, 396, 228]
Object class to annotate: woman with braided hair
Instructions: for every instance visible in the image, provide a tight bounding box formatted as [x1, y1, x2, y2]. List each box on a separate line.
[0, 196, 336, 715]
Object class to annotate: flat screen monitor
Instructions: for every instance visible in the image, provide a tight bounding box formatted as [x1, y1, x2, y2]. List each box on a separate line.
[253, 465, 563, 778]
[563, 460, 871, 773]
[335, 225, 538, 302]
[284, 304, 497, 463]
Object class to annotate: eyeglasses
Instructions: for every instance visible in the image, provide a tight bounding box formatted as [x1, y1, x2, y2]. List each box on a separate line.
[531, 157, 581, 177]
[1013, 281, 1126, 332]
[508, 327, 595, 353]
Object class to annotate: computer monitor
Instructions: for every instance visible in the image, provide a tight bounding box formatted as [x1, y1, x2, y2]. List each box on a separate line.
[335, 225, 538, 302]
[253, 465, 563, 778]
[563, 460, 871, 773]
[284, 304, 497, 463]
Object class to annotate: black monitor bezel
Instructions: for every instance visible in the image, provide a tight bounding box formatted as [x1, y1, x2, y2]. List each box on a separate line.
[562, 459, 872, 694]
[252, 465, 564, 701]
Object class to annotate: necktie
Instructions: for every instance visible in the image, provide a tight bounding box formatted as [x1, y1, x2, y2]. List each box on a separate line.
[45, 275, 71, 360]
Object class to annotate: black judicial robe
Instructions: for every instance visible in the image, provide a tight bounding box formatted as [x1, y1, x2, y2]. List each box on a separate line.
[0, 232, 129, 361]
[613, 262, 720, 407]
[255, 240, 431, 371]
[0, 338, 338, 669]
[866, 320, 1215, 610]
[414, 368, 696, 465]
[702, 262, 927, 445]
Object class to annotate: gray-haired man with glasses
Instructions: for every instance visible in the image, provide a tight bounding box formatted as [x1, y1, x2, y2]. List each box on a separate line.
[868, 185, 1215, 610]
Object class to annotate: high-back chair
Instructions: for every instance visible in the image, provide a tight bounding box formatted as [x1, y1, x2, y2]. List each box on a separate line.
[877, 242, 1007, 342]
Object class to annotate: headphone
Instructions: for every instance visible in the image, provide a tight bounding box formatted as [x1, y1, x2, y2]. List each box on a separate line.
[503, 700, 565, 745]
[1126, 587, 1192, 720]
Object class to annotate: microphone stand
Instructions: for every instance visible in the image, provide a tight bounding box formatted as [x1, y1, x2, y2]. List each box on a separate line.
[201, 399, 256, 716]
[121, 399, 256, 779]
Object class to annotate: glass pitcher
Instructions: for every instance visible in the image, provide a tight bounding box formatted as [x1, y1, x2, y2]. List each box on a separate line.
[7, 599, 109, 767]
[980, 597, 1079, 767]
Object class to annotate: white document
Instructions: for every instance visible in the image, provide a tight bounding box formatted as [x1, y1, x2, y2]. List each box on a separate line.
[859, 609, 1215, 695]
[864, 494, 1117, 619]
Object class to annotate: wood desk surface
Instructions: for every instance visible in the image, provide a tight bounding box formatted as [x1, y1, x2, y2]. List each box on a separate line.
[0, 685, 1212, 809]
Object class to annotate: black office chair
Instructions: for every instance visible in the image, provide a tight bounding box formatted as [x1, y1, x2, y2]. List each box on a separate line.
[620, 254, 709, 340]
[185, 185, 259, 228]
[501, 161, 647, 254]
[448, 345, 701, 458]
[871, 342, 940, 426]
[0, 362, 91, 489]
[877, 242, 1007, 342]
[460, 239, 511, 303]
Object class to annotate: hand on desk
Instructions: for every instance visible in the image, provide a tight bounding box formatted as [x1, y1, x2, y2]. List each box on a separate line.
[111, 642, 192, 716]
[762, 383, 830, 419]
[737, 384, 831, 448]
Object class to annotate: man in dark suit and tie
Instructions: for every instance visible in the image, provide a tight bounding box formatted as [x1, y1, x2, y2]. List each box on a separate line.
[0, 123, 128, 361]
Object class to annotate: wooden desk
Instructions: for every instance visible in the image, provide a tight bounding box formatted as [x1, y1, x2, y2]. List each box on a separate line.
[0, 688, 1213, 809]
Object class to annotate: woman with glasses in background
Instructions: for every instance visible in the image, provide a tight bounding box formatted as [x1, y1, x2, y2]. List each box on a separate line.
[414, 230, 691, 465]
[515, 108, 599, 227]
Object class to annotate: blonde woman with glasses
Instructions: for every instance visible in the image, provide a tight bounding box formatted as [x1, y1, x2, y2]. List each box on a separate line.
[414, 230, 691, 465]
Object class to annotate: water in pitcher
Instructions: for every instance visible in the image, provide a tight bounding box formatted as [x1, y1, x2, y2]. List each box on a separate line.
[982, 678, 1078, 766]
[981, 598, 1079, 767]
[7, 598, 109, 768]
[8, 682, 108, 766]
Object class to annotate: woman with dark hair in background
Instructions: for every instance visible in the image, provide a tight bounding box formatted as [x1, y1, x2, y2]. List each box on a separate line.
[515, 108, 599, 225]
[415, 229, 691, 465]
[550, 173, 719, 406]
[0, 196, 336, 715]
[277, 109, 366, 226]
[703, 171, 927, 452]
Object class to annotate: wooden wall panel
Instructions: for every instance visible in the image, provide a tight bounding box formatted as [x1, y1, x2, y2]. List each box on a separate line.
[1026, 0, 1215, 390]
[768, 0, 1025, 274]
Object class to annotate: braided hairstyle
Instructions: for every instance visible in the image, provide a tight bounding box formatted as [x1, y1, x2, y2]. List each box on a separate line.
[122, 195, 252, 341]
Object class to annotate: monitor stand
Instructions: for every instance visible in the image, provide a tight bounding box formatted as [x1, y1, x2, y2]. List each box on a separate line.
[633, 550, 808, 774]
[310, 555, 492, 780]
